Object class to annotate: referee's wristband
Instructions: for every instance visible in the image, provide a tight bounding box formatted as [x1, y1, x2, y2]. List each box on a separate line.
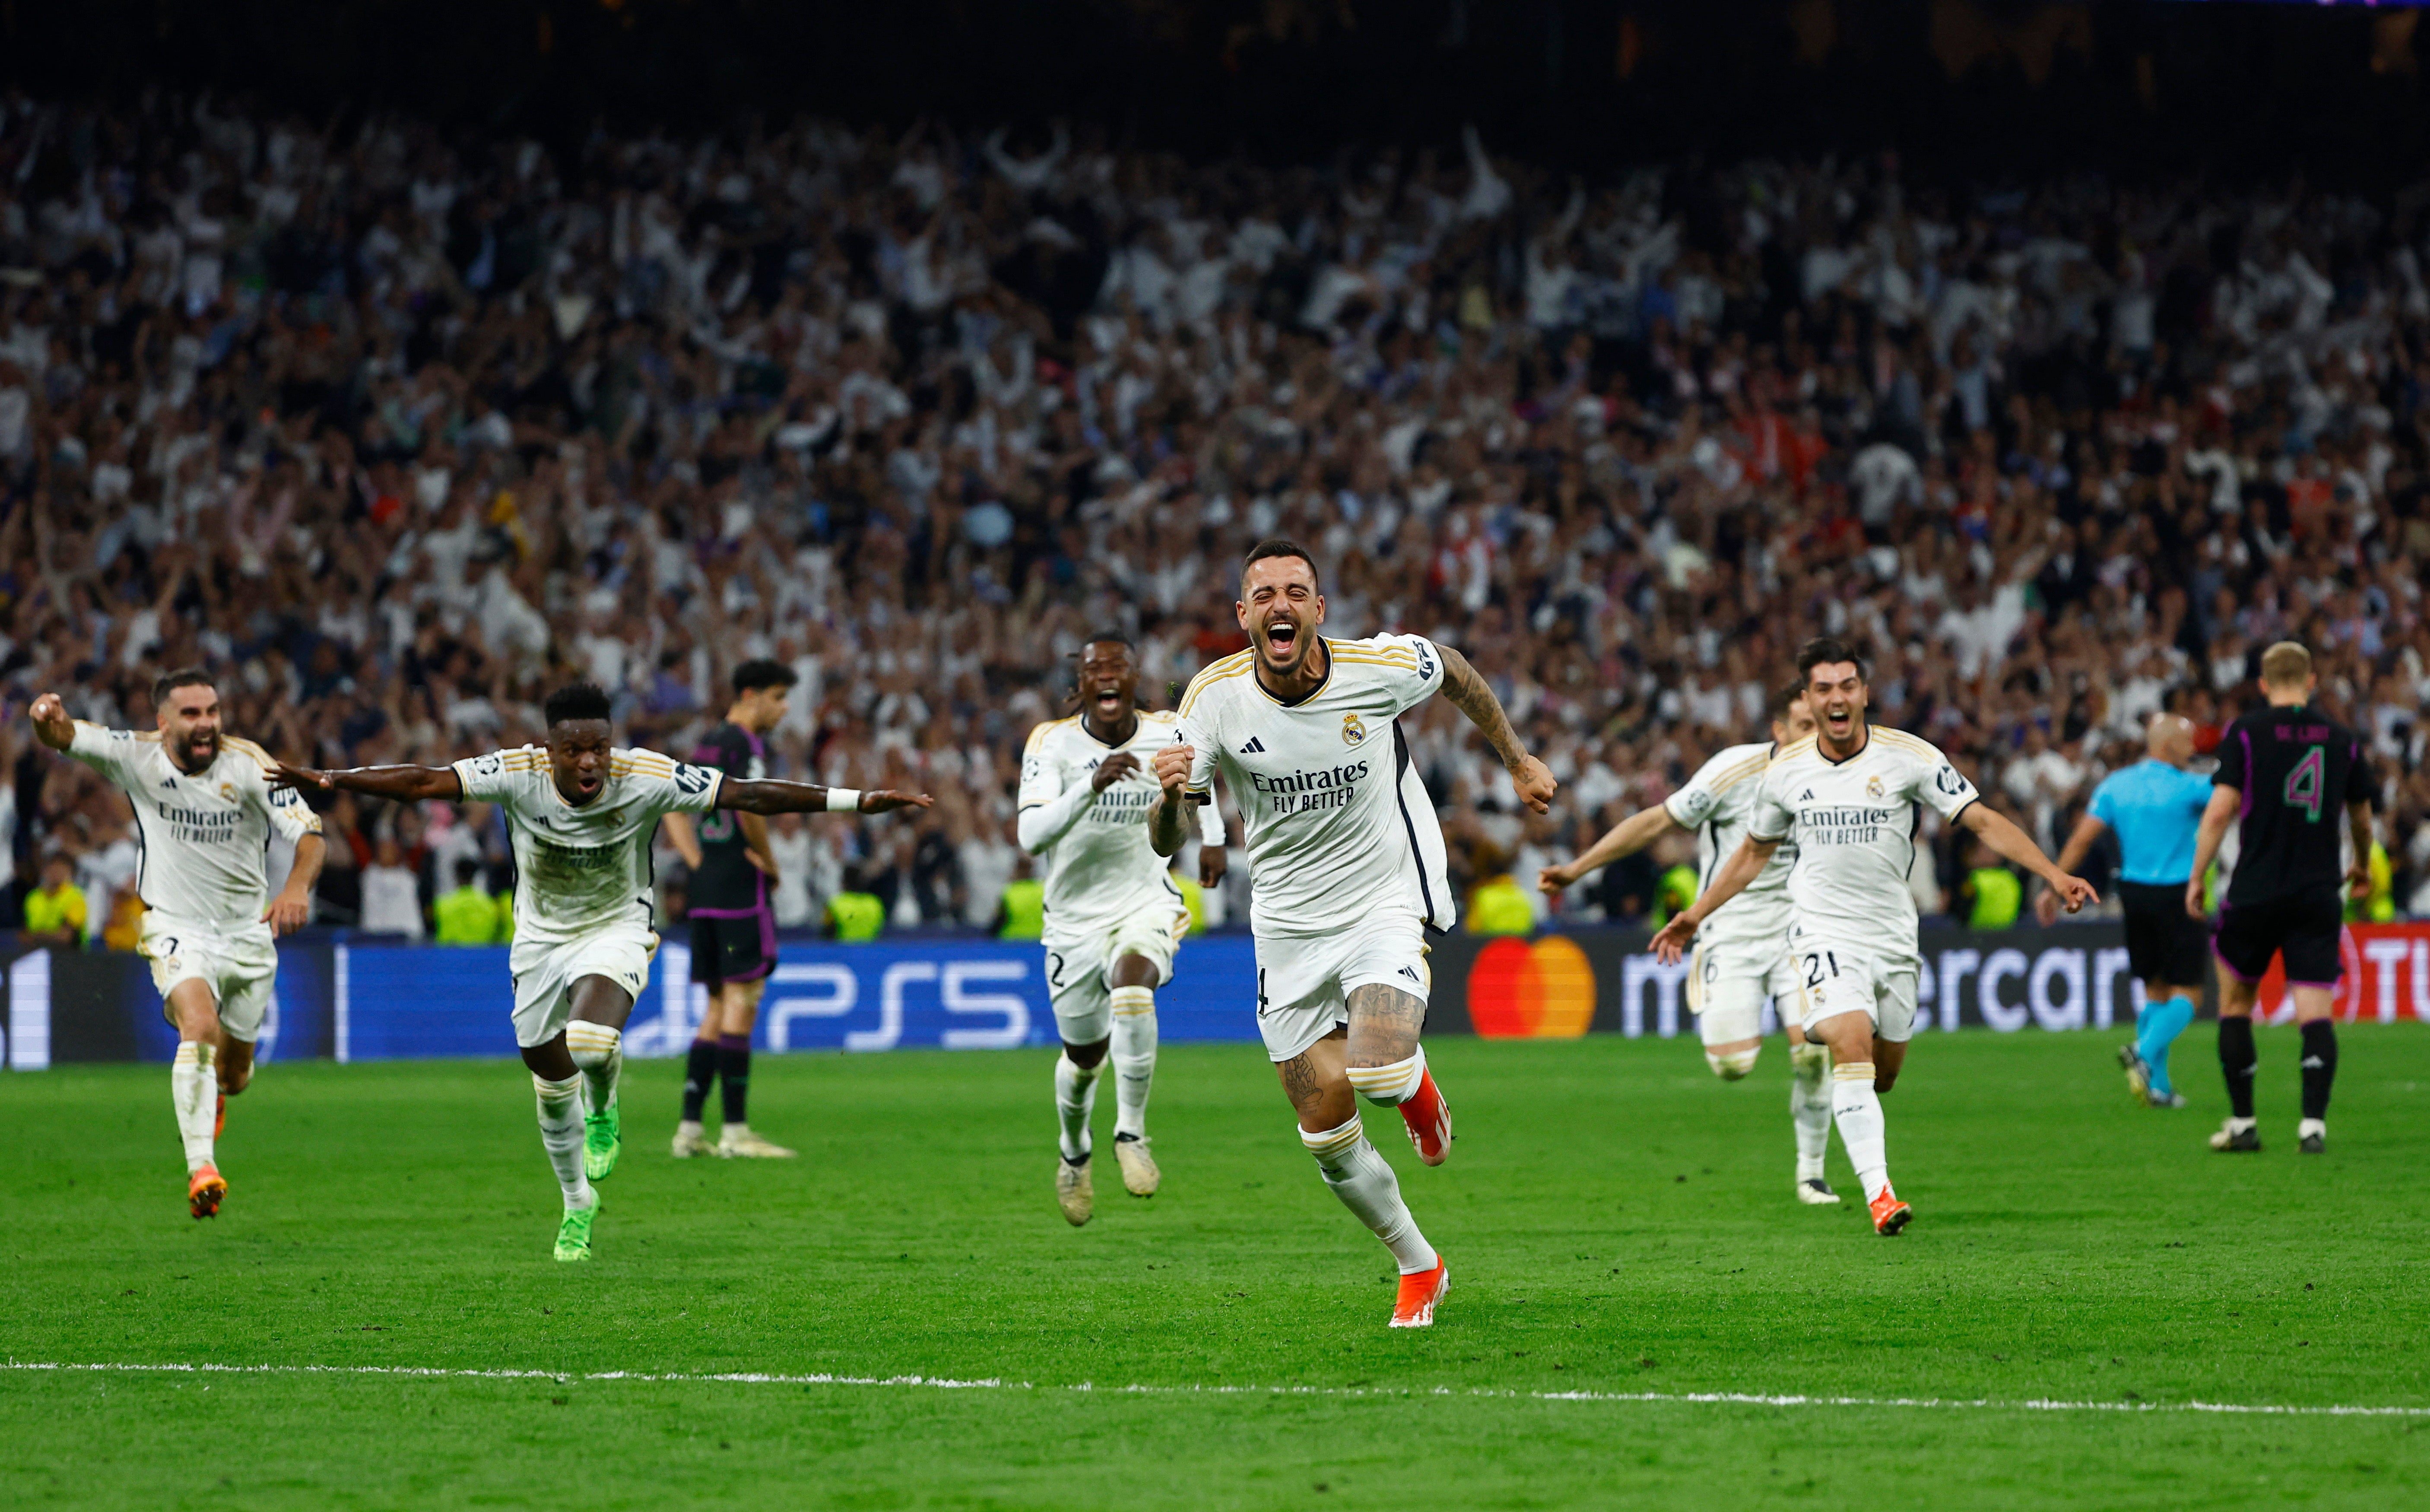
[825, 788, 863, 813]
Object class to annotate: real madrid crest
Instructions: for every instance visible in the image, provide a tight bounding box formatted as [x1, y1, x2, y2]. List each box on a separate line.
[1341, 713, 1367, 745]
[1864, 774, 1884, 800]
[219, 781, 238, 802]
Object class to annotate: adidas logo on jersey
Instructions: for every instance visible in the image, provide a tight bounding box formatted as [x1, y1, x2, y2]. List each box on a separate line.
[1239, 737, 1266, 754]
[1799, 789, 1815, 801]
[160, 777, 177, 787]
[1397, 965, 1422, 983]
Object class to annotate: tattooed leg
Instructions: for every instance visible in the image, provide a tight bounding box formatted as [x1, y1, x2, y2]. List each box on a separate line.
[1345, 983, 1426, 1068]
[1274, 1027, 1354, 1132]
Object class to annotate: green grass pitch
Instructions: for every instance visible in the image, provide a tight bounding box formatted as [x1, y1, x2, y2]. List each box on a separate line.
[3, 1026, 2427, 1510]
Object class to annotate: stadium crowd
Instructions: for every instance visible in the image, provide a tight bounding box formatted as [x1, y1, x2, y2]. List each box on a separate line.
[6, 92, 2430, 944]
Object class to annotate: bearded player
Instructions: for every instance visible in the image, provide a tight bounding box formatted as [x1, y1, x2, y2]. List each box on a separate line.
[30, 673, 324, 1219]
[1655, 638, 2095, 1236]
[1020, 633, 1228, 1224]
[1539, 682, 1840, 1204]
[669, 658, 801, 1160]
[276, 682, 929, 1262]
[1148, 540, 1556, 1328]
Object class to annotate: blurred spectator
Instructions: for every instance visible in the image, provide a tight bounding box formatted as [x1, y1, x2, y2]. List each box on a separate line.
[358, 836, 426, 938]
[20, 853, 87, 947]
[434, 857, 506, 944]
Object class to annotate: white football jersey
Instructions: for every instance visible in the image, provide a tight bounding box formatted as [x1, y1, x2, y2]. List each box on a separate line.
[1663, 741, 1798, 953]
[1017, 710, 1223, 939]
[1751, 726, 1980, 964]
[1178, 635, 1455, 938]
[454, 745, 723, 944]
[66, 723, 322, 928]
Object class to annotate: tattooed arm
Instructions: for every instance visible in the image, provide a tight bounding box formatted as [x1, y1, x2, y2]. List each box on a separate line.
[1435, 644, 1557, 814]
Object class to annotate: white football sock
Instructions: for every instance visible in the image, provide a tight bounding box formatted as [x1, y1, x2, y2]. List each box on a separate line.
[564, 1022, 622, 1117]
[1054, 1052, 1100, 1163]
[1109, 987, 1157, 1141]
[1789, 1043, 1833, 1181]
[1344, 1045, 1426, 1106]
[171, 1041, 217, 1172]
[1831, 1062, 1890, 1201]
[533, 1072, 595, 1209]
[1300, 1115, 1437, 1274]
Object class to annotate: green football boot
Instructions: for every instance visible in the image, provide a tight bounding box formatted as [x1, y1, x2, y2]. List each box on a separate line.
[583, 1100, 622, 1182]
[554, 1197, 600, 1262]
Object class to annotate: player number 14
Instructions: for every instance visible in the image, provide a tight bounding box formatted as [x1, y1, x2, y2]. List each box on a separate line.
[2284, 745, 2325, 824]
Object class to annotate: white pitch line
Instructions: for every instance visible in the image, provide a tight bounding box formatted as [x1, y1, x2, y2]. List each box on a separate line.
[6, 1360, 2427, 1418]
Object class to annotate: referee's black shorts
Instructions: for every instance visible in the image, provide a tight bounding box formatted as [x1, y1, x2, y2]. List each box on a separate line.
[2118, 880, 2209, 988]
[2213, 889, 2345, 988]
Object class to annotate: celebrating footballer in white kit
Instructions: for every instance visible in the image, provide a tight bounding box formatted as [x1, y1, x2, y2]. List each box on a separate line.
[1539, 681, 1843, 1205]
[1148, 540, 1556, 1329]
[30, 671, 326, 1221]
[276, 682, 930, 1263]
[1655, 638, 2095, 1236]
[1019, 633, 1228, 1225]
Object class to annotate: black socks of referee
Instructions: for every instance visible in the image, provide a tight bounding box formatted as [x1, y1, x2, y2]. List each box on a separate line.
[681, 1039, 718, 1123]
[2300, 1020, 2338, 1121]
[2218, 1017, 2258, 1119]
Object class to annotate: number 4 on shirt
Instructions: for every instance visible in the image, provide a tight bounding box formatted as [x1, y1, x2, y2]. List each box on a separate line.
[2284, 745, 2325, 824]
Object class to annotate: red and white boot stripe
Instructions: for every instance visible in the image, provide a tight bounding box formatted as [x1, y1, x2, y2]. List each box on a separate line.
[1390, 1259, 1450, 1328]
[1398, 1070, 1453, 1166]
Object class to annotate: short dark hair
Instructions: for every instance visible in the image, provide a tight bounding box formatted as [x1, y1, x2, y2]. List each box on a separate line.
[542, 682, 615, 728]
[454, 858, 483, 886]
[1241, 539, 1320, 594]
[1795, 637, 1867, 686]
[154, 667, 214, 705]
[1770, 679, 1808, 723]
[1077, 631, 1134, 655]
[733, 659, 799, 697]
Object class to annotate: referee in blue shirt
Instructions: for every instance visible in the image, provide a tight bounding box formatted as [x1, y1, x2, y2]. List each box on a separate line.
[2040, 713, 2213, 1106]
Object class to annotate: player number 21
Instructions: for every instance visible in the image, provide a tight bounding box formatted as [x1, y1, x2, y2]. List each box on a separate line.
[2284, 745, 2325, 824]
[1802, 951, 1840, 990]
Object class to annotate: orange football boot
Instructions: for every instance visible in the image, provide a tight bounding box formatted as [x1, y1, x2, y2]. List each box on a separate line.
[188, 1164, 227, 1220]
[1390, 1258, 1450, 1328]
[1868, 1187, 1912, 1236]
[1397, 1069, 1453, 1166]
[214, 1093, 225, 1140]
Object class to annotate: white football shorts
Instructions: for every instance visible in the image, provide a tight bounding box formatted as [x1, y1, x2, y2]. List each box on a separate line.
[1252, 911, 1430, 1063]
[1786, 929, 1919, 1043]
[1686, 938, 1799, 1046]
[140, 912, 279, 1043]
[1042, 901, 1190, 1044]
[510, 922, 659, 1048]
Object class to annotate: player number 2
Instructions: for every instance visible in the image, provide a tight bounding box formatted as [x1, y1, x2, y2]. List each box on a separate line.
[1802, 951, 1839, 990]
[2284, 745, 2325, 824]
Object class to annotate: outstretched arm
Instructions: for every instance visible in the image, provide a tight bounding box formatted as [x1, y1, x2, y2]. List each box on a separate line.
[273, 760, 464, 802]
[1960, 803, 2096, 912]
[2036, 812, 2108, 925]
[1539, 803, 1681, 893]
[1650, 835, 1781, 963]
[719, 778, 932, 816]
[1435, 644, 1555, 814]
[27, 693, 74, 751]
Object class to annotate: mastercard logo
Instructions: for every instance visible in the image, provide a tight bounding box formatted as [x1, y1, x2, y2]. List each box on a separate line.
[1468, 935, 1596, 1039]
